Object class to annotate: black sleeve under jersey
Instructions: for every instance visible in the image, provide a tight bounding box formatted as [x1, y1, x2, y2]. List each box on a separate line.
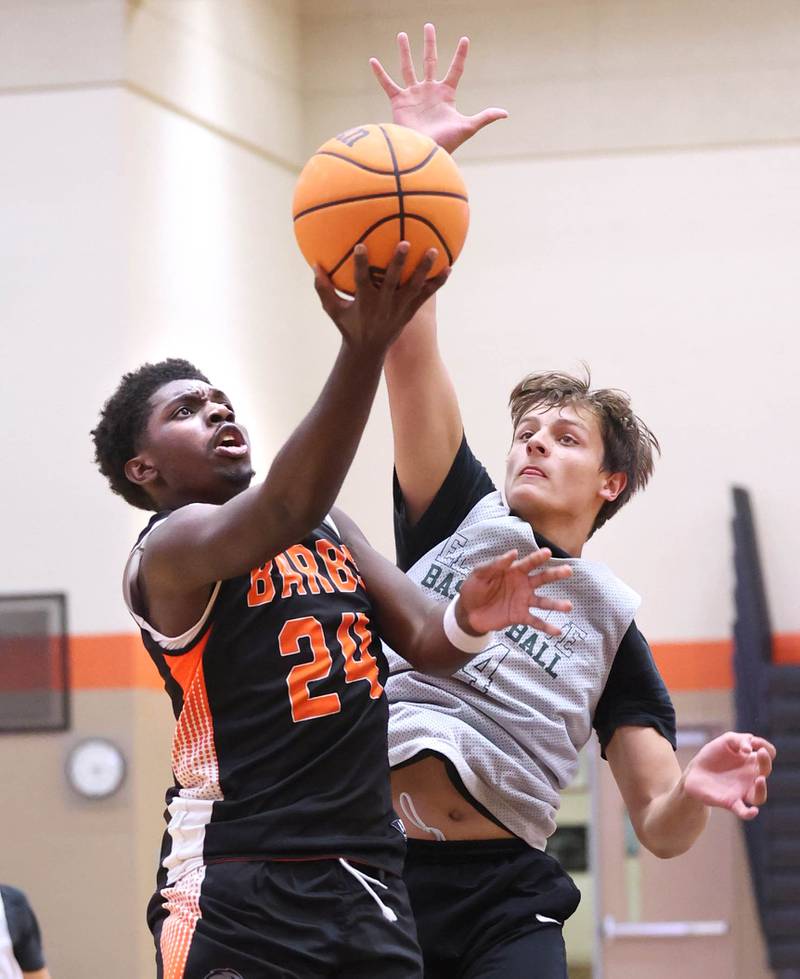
[593, 623, 677, 758]
[0, 885, 46, 971]
[394, 433, 496, 572]
[392, 436, 677, 757]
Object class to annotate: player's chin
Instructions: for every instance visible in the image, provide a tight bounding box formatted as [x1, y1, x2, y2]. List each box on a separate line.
[506, 483, 548, 518]
[218, 462, 255, 491]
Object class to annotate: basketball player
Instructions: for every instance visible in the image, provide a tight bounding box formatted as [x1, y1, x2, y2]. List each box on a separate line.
[0, 885, 50, 979]
[369, 27, 777, 978]
[91, 245, 574, 978]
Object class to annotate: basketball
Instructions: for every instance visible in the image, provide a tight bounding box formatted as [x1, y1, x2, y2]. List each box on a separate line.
[292, 123, 469, 294]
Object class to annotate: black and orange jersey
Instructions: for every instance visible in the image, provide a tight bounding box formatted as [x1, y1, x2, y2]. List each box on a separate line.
[124, 513, 406, 881]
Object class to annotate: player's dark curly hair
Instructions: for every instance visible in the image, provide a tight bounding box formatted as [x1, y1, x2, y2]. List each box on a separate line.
[91, 358, 209, 511]
[508, 369, 660, 536]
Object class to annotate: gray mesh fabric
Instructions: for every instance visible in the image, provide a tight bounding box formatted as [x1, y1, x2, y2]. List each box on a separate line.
[385, 491, 639, 849]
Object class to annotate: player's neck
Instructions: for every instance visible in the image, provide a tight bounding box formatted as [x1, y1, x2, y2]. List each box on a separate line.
[527, 512, 591, 558]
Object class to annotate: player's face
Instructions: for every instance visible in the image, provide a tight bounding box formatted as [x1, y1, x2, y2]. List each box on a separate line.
[504, 402, 625, 544]
[129, 379, 254, 508]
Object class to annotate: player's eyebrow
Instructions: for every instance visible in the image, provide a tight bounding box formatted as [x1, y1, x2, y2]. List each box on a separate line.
[552, 415, 590, 432]
[162, 390, 204, 411]
[162, 387, 233, 412]
[209, 388, 233, 406]
[515, 412, 591, 433]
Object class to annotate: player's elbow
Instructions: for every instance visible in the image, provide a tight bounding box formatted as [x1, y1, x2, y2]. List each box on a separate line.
[403, 644, 466, 678]
[636, 819, 699, 860]
[642, 837, 690, 860]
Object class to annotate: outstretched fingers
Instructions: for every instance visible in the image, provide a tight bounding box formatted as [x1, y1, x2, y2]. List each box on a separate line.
[443, 35, 469, 89]
[397, 32, 418, 86]
[369, 57, 401, 98]
[473, 549, 519, 578]
[522, 612, 563, 638]
[468, 107, 510, 134]
[392, 248, 446, 319]
[403, 247, 438, 294]
[379, 241, 411, 295]
[529, 593, 573, 615]
[410, 268, 450, 309]
[510, 547, 553, 573]
[422, 22, 438, 81]
[352, 243, 372, 294]
[314, 265, 348, 319]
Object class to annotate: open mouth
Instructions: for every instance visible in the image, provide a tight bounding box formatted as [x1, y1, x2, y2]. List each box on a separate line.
[213, 424, 248, 458]
[520, 466, 547, 479]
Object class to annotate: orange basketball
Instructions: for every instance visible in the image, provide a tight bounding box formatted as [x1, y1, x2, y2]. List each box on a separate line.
[292, 123, 469, 294]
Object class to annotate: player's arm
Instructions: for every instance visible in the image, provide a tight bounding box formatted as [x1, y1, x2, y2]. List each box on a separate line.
[141, 246, 447, 595]
[371, 25, 508, 523]
[606, 727, 776, 858]
[332, 507, 572, 675]
[23, 969, 50, 978]
[384, 296, 463, 524]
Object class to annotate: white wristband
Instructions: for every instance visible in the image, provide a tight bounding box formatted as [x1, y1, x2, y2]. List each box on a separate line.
[442, 596, 490, 655]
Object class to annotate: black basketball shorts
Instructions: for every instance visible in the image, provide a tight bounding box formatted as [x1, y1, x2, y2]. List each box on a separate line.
[403, 837, 581, 979]
[148, 857, 423, 978]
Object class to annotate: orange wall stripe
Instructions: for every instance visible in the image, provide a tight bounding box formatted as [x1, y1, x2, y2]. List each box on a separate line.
[773, 633, 800, 665]
[650, 639, 734, 691]
[64, 632, 800, 692]
[69, 634, 163, 691]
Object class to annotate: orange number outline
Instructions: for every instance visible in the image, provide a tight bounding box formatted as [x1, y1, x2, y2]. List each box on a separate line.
[338, 612, 384, 699]
[278, 612, 384, 723]
[279, 616, 341, 723]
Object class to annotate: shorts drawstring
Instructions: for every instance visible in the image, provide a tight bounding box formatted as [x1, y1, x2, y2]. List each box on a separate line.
[399, 792, 447, 842]
[338, 858, 398, 923]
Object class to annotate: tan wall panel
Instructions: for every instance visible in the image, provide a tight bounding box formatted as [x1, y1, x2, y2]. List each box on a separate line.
[0, 1, 124, 91]
[127, 0, 305, 166]
[0, 688, 174, 979]
[301, 0, 800, 159]
[0, 85, 141, 635]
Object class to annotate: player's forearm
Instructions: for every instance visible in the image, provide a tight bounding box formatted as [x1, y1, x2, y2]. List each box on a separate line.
[403, 600, 482, 676]
[383, 296, 464, 523]
[259, 341, 385, 533]
[384, 294, 438, 364]
[632, 776, 709, 859]
[332, 507, 474, 676]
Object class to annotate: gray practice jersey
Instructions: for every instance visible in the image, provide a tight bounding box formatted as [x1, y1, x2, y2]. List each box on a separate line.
[385, 490, 640, 849]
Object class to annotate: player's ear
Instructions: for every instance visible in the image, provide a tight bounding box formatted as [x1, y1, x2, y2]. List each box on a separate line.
[600, 471, 627, 502]
[124, 454, 159, 488]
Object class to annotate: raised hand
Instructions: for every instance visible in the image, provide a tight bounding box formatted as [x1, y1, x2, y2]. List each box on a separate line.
[370, 22, 508, 154]
[457, 548, 573, 638]
[315, 242, 449, 354]
[682, 732, 776, 820]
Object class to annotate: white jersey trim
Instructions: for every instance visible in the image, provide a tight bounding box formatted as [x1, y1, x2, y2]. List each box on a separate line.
[122, 515, 222, 652]
[162, 797, 216, 885]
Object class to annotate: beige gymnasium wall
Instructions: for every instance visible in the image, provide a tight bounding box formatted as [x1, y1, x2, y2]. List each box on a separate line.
[0, 2, 317, 976]
[0, 1, 798, 976]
